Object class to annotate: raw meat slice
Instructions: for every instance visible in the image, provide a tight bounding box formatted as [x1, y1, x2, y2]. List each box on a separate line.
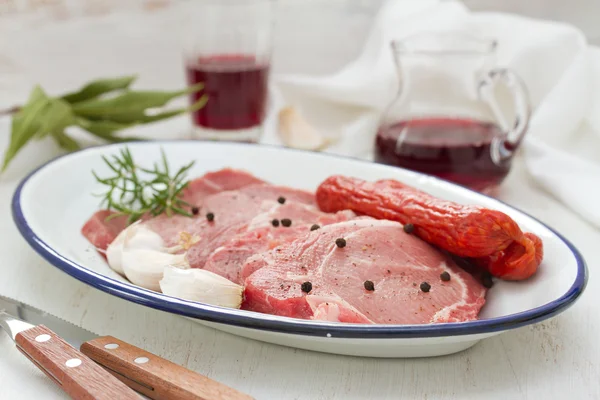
[81, 168, 265, 251]
[204, 205, 356, 283]
[239, 184, 316, 207]
[173, 192, 274, 265]
[81, 210, 128, 253]
[181, 168, 266, 207]
[135, 184, 330, 276]
[242, 219, 487, 324]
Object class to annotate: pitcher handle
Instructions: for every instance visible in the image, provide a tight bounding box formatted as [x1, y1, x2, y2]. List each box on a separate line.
[479, 68, 531, 165]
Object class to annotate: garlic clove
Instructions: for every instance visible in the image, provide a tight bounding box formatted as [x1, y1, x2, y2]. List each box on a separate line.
[119, 223, 190, 292]
[106, 220, 158, 276]
[106, 228, 128, 276]
[121, 250, 188, 292]
[122, 222, 164, 250]
[159, 266, 243, 309]
[278, 106, 330, 151]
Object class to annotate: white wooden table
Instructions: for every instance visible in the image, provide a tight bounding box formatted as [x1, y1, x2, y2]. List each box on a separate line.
[1, 2, 599, 399]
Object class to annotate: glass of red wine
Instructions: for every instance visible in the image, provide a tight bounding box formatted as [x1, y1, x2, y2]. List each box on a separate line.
[182, 0, 274, 142]
[374, 32, 531, 194]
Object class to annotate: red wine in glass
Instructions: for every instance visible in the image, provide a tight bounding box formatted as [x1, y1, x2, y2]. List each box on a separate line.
[186, 54, 270, 138]
[374, 117, 511, 193]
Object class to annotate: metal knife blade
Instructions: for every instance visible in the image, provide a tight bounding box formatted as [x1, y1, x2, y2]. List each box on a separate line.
[0, 294, 254, 400]
[0, 294, 96, 349]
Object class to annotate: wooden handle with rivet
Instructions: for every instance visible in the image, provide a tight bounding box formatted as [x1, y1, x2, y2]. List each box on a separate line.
[80, 336, 254, 400]
[15, 325, 142, 399]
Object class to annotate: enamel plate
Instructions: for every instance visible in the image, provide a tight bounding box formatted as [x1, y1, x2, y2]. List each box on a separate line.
[12, 141, 587, 358]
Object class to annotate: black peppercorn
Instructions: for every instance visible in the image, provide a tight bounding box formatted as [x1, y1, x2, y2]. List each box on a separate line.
[482, 272, 494, 288]
[271, 219, 280, 227]
[281, 218, 292, 227]
[403, 223, 414, 234]
[310, 224, 320, 231]
[420, 282, 431, 292]
[440, 271, 451, 282]
[206, 212, 215, 222]
[277, 196, 286, 204]
[335, 238, 346, 248]
[301, 281, 312, 293]
[364, 280, 375, 291]
[191, 206, 200, 216]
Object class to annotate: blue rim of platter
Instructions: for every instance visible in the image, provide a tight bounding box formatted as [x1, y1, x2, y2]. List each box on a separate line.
[11, 141, 589, 339]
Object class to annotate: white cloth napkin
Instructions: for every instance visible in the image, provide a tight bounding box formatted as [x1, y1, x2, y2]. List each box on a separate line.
[266, 0, 600, 228]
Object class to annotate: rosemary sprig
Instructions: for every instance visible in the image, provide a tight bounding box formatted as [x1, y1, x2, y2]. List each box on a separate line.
[93, 147, 195, 224]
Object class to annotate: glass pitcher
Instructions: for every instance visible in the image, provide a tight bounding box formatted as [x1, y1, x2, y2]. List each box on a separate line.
[374, 32, 531, 194]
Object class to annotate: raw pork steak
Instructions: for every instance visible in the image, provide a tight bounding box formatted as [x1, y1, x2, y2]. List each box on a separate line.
[180, 168, 266, 207]
[81, 168, 264, 251]
[242, 219, 487, 324]
[204, 205, 355, 284]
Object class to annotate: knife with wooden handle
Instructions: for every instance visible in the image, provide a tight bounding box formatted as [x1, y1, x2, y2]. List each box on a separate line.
[0, 295, 254, 400]
[81, 336, 253, 400]
[1, 314, 141, 399]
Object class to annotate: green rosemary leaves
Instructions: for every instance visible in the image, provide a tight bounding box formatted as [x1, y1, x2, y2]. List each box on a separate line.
[93, 147, 195, 224]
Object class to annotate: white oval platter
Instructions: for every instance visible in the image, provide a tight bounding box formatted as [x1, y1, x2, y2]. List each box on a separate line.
[12, 141, 587, 358]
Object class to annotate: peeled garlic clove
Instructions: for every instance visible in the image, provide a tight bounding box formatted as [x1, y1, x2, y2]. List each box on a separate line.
[278, 106, 330, 151]
[106, 229, 127, 276]
[159, 266, 243, 309]
[121, 250, 188, 292]
[122, 223, 164, 250]
[106, 220, 160, 276]
[119, 223, 190, 292]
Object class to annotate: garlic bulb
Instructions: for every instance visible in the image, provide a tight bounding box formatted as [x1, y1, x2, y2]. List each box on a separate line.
[159, 266, 243, 309]
[116, 224, 190, 292]
[278, 106, 330, 151]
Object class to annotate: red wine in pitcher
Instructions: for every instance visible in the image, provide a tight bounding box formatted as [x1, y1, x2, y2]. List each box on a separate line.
[186, 54, 270, 131]
[374, 117, 511, 192]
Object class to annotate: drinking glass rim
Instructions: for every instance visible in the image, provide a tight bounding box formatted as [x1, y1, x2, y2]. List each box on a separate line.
[391, 31, 498, 56]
